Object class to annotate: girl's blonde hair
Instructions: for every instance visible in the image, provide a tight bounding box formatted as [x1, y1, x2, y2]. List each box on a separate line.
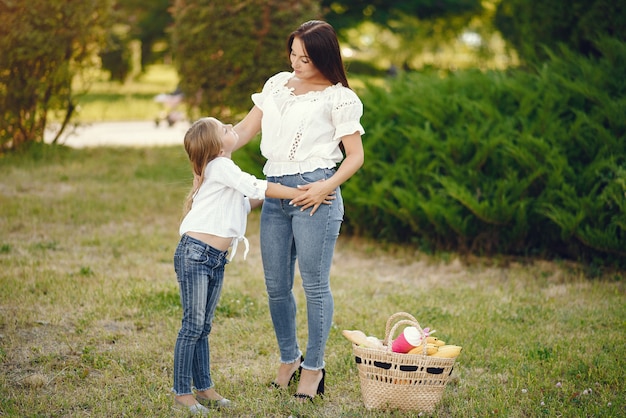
[182, 117, 223, 216]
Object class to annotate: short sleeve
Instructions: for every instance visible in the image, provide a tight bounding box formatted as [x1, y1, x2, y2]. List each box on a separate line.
[332, 87, 365, 141]
[251, 72, 292, 111]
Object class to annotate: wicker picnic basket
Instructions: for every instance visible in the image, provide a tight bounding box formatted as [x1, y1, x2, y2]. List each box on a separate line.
[352, 312, 456, 412]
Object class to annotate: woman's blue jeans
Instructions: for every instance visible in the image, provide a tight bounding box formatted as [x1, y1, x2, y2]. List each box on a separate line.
[172, 234, 228, 395]
[261, 168, 343, 371]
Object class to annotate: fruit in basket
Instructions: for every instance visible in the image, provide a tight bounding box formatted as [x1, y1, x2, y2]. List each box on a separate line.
[342, 330, 383, 349]
[430, 345, 462, 358]
[426, 336, 446, 346]
[408, 343, 438, 355]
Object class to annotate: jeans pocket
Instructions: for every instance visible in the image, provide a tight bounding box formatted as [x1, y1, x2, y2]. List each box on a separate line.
[185, 242, 208, 263]
[298, 168, 333, 184]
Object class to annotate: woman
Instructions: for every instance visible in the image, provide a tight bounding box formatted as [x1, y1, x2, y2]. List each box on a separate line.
[234, 20, 365, 401]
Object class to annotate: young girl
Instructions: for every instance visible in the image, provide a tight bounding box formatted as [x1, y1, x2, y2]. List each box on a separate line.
[172, 117, 334, 414]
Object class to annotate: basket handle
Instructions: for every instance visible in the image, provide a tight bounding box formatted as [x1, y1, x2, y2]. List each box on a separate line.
[384, 312, 419, 340]
[384, 313, 428, 353]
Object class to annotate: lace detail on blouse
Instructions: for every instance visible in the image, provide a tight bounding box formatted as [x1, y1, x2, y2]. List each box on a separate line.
[289, 120, 304, 160]
[288, 95, 320, 160]
[334, 98, 359, 110]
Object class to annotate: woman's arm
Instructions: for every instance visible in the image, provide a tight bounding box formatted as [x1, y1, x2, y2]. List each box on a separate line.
[233, 106, 263, 151]
[291, 132, 364, 215]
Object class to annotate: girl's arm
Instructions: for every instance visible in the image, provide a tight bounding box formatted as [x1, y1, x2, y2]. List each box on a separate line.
[249, 183, 302, 211]
[265, 182, 302, 200]
[249, 198, 264, 210]
[250, 183, 335, 211]
[290, 132, 364, 214]
[233, 106, 262, 151]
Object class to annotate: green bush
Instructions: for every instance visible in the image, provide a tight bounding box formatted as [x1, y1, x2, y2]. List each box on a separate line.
[340, 37, 626, 266]
[345, 59, 387, 77]
[495, 0, 626, 63]
[171, 0, 320, 120]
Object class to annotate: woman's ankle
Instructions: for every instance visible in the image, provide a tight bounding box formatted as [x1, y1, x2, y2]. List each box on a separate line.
[296, 369, 323, 396]
[274, 358, 302, 387]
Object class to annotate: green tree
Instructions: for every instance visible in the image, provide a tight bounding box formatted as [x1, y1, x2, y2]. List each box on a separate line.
[0, 0, 111, 151]
[121, 0, 172, 67]
[322, 0, 500, 72]
[100, 24, 134, 82]
[98, 0, 173, 81]
[495, 0, 626, 63]
[171, 0, 320, 119]
[321, 0, 482, 30]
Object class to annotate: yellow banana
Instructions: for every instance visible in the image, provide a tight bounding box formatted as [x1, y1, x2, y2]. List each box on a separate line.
[426, 336, 446, 346]
[408, 343, 438, 356]
[431, 345, 462, 358]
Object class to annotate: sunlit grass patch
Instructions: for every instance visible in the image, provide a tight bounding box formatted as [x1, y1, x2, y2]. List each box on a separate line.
[1, 146, 624, 417]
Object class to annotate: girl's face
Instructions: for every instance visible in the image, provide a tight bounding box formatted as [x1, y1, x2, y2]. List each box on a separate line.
[209, 117, 238, 155]
[290, 37, 323, 81]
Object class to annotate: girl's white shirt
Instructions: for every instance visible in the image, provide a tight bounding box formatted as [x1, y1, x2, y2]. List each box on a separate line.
[252, 71, 365, 176]
[179, 157, 268, 260]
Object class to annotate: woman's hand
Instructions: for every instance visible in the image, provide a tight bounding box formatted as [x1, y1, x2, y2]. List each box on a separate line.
[289, 180, 336, 216]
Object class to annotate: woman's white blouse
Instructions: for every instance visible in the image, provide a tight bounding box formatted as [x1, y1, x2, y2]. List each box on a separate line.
[252, 71, 365, 176]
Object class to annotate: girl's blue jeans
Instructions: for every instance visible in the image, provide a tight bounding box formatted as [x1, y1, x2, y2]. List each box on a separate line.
[261, 168, 343, 371]
[172, 234, 228, 395]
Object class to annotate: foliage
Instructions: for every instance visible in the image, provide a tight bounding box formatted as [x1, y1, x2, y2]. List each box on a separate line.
[101, 0, 173, 74]
[495, 0, 626, 64]
[343, 37, 626, 266]
[99, 24, 134, 82]
[171, 0, 320, 120]
[321, 0, 482, 31]
[130, 0, 174, 68]
[0, 0, 112, 151]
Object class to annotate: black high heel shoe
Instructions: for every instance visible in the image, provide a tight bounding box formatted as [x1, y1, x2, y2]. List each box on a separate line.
[293, 368, 325, 402]
[269, 355, 304, 389]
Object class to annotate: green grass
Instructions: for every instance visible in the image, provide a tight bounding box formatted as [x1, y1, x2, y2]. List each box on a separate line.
[1, 144, 624, 417]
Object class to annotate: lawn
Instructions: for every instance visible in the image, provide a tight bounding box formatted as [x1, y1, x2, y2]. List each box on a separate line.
[1, 64, 625, 416]
[0, 144, 624, 417]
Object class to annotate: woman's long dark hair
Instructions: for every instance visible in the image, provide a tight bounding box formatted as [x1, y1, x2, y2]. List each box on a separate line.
[287, 20, 349, 88]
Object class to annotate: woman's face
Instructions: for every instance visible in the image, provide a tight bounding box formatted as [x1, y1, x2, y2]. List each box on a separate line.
[290, 37, 323, 81]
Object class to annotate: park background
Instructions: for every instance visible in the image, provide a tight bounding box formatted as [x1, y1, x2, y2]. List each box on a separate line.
[1, 1, 625, 416]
